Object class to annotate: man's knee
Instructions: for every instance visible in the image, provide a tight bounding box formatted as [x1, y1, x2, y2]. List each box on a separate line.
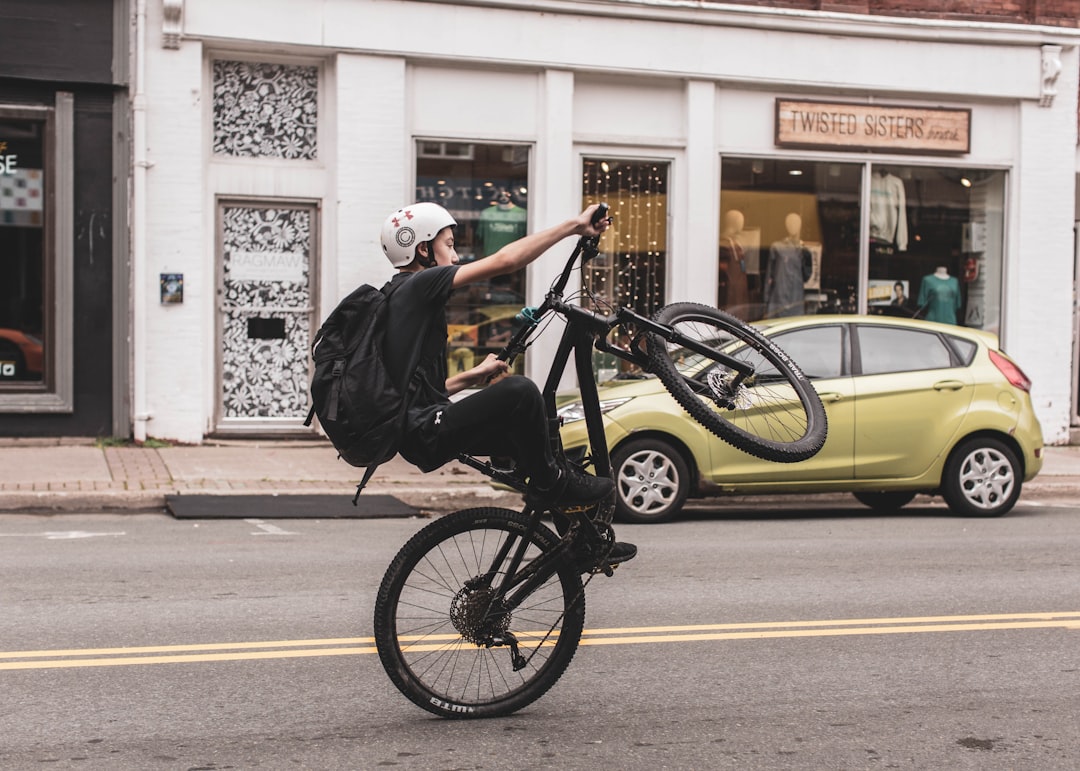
[489, 374, 543, 406]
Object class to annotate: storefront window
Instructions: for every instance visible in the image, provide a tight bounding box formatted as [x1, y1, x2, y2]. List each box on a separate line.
[581, 157, 669, 382]
[719, 158, 1004, 331]
[868, 165, 1004, 331]
[0, 115, 47, 387]
[581, 158, 668, 318]
[415, 141, 529, 376]
[720, 158, 861, 322]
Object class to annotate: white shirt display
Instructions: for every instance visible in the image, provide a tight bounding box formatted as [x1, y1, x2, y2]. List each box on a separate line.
[869, 172, 908, 251]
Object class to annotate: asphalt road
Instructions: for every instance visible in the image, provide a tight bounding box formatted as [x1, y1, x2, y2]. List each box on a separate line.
[1, 496, 1078, 770]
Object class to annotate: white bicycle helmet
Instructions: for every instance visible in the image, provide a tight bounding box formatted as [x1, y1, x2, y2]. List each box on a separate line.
[380, 202, 457, 268]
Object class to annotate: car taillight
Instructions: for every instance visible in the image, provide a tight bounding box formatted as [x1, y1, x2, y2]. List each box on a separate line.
[989, 349, 1031, 393]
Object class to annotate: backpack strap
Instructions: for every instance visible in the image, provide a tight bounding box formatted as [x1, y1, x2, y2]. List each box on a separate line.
[352, 463, 380, 504]
[351, 275, 421, 505]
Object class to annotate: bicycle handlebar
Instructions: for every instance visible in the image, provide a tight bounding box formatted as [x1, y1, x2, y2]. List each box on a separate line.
[495, 202, 611, 365]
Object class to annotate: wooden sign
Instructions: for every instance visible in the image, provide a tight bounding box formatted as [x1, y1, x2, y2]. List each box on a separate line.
[776, 100, 971, 155]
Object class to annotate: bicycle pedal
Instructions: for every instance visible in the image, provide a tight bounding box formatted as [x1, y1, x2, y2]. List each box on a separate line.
[559, 503, 593, 515]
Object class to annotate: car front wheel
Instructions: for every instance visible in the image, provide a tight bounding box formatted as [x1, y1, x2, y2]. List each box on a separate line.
[611, 438, 690, 524]
[942, 437, 1022, 517]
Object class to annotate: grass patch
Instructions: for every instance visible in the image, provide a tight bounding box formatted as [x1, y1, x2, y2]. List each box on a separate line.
[95, 436, 173, 449]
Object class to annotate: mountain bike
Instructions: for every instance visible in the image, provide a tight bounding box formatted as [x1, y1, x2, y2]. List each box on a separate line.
[373, 204, 827, 718]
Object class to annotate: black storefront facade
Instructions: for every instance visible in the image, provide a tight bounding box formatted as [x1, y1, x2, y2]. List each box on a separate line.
[0, 0, 129, 437]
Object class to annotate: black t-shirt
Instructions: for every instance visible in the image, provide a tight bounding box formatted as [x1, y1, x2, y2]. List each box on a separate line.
[383, 265, 460, 436]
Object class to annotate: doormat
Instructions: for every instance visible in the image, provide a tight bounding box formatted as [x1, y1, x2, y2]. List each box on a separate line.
[165, 493, 418, 520]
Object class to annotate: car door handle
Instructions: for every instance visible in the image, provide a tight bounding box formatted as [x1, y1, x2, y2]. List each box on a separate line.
[933, 380, 966, 391]
[817, 392, 844, 402]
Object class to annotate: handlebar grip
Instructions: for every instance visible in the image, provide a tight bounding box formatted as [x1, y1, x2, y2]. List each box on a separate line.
[591, 202, 610, 227]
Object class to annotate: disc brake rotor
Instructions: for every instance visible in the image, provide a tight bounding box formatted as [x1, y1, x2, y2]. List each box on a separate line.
[706, 367, 752, 409]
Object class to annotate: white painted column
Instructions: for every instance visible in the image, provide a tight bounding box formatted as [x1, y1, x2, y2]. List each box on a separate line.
[678, 80, 720, 308]
[529, 68, 576, 389]
[1011, 46, 1079, 444]
[139, 20, 205, 443]
[334, 53, 409, 301]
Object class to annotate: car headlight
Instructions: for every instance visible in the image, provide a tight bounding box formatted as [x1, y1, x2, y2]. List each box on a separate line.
[556, 397, 633, 424]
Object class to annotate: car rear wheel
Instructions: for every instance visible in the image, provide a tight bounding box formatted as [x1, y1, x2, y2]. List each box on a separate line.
[852, 491, 916, 512]
[611, 438, 690, 524]
[942, 437, 1021, 518]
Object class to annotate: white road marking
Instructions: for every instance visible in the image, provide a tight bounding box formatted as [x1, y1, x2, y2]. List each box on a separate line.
[0, 531, 126, 540]
[244, 519, 298, 536]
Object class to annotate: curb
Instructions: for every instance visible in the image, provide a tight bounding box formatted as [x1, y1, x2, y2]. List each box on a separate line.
[2, 474, 1077, 515]
[0, 484, 522, 515]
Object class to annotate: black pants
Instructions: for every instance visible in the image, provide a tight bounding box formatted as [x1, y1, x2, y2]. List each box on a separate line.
[427, 376, 560, 486]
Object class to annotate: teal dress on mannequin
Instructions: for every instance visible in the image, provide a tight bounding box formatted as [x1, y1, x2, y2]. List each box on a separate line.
[917, 271, 962, 324]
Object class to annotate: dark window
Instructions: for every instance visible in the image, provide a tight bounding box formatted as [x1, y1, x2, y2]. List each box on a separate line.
[0, 114, 47, 388]
[856, 325, 953, 375]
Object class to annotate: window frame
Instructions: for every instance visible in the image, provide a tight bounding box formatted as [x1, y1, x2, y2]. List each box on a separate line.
[769, 322, 851, 380]
[851, 323, 965, 377]
[0, 93, 74, 413]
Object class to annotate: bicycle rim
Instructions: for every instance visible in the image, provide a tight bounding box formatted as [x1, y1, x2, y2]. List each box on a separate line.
[646, 303, 827, 462]
[373, 508, 585, 719]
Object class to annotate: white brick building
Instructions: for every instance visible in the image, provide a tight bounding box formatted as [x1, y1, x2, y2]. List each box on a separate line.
[133, 0, 1080, 444]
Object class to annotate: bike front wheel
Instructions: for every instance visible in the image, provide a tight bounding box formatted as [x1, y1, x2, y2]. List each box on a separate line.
[646, 303, 827, 462]
[373, 507, 585, 719]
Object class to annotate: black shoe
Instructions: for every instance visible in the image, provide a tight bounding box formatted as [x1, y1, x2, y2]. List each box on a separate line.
[526, 468, 614, 511]
[577, 540, 637, 573]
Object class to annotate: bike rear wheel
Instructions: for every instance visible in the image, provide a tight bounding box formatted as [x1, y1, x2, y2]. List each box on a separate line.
[646, 302, 827, 462]
[373, 507, 585, 719]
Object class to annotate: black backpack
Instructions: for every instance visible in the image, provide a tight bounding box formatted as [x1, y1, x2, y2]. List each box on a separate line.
[305, 280, 415, 501]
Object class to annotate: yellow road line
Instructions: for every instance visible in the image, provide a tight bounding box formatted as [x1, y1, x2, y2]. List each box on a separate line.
[3, 611, 1076, 671]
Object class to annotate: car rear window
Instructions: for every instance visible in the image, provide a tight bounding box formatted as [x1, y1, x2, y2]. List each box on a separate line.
[856, 325, 954, 375]
[945, 334, 977, 365]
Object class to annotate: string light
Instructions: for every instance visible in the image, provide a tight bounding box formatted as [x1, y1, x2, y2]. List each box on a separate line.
[582, 158, 668, 317]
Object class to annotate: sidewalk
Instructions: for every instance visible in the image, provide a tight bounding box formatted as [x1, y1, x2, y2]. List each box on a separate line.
[0, 438, 516, 514]
[1, 437, 1079, 514]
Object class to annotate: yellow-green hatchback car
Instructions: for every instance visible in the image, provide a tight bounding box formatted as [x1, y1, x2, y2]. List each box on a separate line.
[558, 315, 1044, 523]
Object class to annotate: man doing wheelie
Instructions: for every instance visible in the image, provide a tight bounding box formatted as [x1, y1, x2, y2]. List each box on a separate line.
[378, 201, 636, 568]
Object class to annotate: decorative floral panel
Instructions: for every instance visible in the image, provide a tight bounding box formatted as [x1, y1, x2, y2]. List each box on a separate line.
[212, 60, 318, 160]
[220, 205, 313, 419]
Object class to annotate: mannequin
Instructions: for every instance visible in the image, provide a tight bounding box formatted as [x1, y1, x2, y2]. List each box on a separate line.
[764, 212, 810, 318]
[917, 265, 962, 324]
[477, 191, 527, 257]
[717, 209, 750, 318]
[869, 168, 908, 251]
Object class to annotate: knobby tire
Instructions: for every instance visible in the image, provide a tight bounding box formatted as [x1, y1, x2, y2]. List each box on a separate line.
[645, 302, 827, 462]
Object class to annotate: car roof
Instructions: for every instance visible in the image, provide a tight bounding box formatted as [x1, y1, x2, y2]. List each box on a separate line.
[753, 314, 998, 348]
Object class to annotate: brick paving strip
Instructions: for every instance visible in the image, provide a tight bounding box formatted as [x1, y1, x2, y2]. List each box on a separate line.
[103, 447, 172, 490]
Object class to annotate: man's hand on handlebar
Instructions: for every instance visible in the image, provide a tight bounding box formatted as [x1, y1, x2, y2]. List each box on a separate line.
[577, 203, 613, 238]
[445, 354, 510, 395]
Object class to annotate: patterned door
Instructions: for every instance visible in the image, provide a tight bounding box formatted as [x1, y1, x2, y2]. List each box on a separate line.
[216, 200, 317, 432]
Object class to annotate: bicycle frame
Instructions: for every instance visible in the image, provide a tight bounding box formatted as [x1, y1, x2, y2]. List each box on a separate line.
[453, 232, 757, 618]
